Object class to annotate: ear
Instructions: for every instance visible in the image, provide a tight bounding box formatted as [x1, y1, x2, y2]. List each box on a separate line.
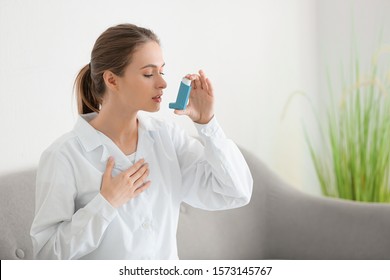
[103, 70, 119, 92]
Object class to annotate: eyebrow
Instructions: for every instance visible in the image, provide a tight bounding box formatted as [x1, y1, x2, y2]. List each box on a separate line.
[140, 62, 166, 70]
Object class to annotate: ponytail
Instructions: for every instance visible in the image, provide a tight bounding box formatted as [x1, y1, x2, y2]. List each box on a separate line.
[74, 63, 101, 114]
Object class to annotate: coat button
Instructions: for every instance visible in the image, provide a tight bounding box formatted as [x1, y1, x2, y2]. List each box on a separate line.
[142, 222, 150, 230]
[15, 248, 25, 259]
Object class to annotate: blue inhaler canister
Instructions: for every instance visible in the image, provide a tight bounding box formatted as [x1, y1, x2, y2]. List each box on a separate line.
[169, 78, 192, 110]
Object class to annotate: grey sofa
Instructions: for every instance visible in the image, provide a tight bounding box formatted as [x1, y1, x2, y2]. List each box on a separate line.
[1, 149, 390, 260]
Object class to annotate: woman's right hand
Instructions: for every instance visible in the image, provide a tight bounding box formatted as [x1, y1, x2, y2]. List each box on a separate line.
[100, 157, 151, 208]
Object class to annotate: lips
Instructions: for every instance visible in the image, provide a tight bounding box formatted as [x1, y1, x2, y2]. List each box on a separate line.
[152, 94, 163, 103]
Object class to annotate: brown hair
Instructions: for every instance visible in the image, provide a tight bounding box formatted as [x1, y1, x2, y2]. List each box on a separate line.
[74, 23, 159, 114]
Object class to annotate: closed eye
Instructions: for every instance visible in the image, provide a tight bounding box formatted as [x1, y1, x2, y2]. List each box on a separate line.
[144, 72, 165, 78]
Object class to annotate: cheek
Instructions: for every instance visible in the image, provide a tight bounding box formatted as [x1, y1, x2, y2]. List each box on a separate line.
[135, 79, 154, 93]
[120, 73, 153, 96]
[122, 77, 142, 93]
[126, 80, 152, 100]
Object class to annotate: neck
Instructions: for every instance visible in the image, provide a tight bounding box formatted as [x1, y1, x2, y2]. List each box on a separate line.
[89, 105, 139, 155]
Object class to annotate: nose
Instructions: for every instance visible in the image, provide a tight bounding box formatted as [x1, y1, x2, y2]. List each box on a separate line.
[157, 75, 167, 89]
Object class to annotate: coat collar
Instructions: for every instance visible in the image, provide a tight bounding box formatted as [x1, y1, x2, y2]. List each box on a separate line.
[74, 112, 155, 169]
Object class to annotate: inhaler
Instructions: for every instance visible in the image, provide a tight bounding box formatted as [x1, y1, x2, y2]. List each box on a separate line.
[169, 78, 192, 110]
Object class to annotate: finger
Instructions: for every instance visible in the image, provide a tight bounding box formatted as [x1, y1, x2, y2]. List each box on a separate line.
[174, 108, 189, 116]
[125, 158, 145, 176]
[132, 168, 150, 189]
[199, 70, 208, 91]
[184, 74, 199, 89]
[193, 75, 201, 90]
[206, 77, 214, 97]
[185, 74, 199, 89]
[133, 181, 151, 196]
[185, 74, 198, 80]
[103, 157, 115, 180]
[129, 163, 149, 185]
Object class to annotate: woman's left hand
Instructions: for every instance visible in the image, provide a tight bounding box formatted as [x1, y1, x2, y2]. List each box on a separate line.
[174, 70, 214, 124]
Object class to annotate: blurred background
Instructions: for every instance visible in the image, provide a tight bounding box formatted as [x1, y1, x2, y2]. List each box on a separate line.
[1, 0, 389, 195]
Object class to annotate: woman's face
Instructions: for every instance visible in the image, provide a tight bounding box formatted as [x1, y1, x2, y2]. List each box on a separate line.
[114, 41, 167, 113]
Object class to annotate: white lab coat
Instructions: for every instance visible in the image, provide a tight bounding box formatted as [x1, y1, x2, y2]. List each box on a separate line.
[30, 112, 253, 259]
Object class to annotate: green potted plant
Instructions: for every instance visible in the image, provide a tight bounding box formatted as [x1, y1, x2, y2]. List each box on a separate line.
[306, 46, 390, 203]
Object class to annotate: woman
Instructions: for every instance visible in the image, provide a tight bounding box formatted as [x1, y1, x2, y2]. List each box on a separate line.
[30, 23, 253, 259]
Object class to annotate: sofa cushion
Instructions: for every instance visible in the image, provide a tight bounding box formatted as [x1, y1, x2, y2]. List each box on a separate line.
[0, 169, 36, 259]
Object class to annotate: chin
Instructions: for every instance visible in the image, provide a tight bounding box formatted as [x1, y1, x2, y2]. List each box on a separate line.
[143, 106, 161, 113]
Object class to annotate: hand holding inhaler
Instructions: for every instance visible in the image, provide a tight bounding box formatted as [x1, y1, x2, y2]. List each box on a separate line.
[170, 70, 215, 124]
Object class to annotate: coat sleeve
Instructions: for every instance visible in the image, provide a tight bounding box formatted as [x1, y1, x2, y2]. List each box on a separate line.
[30, 149, 118, 259]
[172, 116, 253, 210]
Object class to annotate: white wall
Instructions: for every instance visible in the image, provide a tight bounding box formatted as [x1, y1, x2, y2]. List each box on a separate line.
[316, 0, 390, 116]
[317, 0, 390, 76]
[5, 0, 387, 196]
